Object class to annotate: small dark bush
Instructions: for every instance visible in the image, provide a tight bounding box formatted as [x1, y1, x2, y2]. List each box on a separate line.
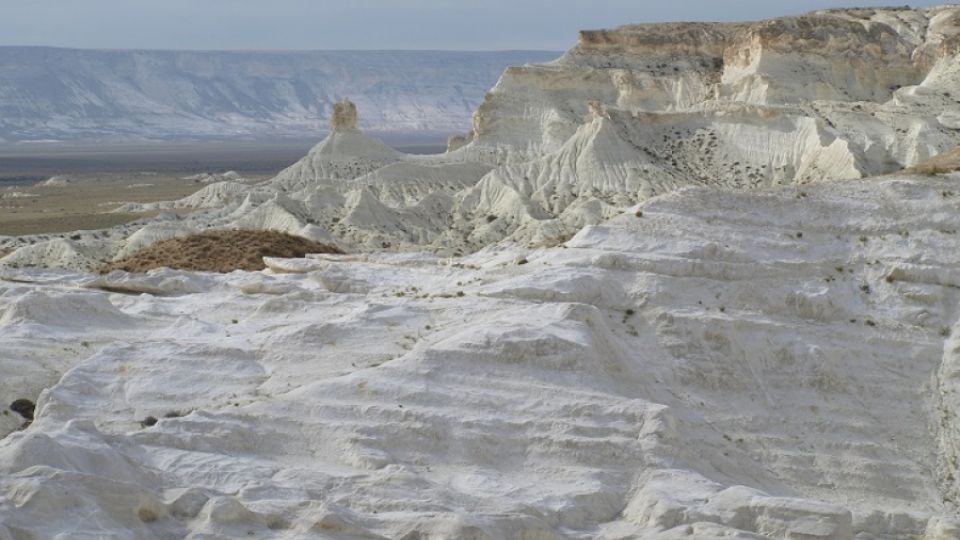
[9, 399, 35, 420]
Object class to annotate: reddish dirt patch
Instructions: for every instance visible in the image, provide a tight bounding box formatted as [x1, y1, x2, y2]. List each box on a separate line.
[99, 230, 342, 274]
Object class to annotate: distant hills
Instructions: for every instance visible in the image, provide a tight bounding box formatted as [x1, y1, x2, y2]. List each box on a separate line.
[0, 47, 559, 144]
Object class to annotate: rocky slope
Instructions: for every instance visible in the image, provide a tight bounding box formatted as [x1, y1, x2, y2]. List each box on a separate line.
[0, 48, 558, 143]
[3, 172, 960, 538]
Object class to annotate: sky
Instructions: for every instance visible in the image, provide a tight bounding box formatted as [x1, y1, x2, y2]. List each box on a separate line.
[0, 0, 949, 51]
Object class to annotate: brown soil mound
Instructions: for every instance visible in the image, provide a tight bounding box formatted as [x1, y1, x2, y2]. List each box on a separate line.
[98, 230, 343, 274]
[903, 146, 960, 175]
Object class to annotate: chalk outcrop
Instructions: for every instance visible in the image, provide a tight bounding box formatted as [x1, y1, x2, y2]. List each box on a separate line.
[330, 98, 358, 131]
[443, 5, 960, 249]
[4, 6, 958, 270]
[3, 173, 960, 538]
[3, 7, 960, 539]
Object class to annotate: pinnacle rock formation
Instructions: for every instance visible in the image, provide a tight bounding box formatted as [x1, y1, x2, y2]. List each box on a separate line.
[330, 98, 358, 131]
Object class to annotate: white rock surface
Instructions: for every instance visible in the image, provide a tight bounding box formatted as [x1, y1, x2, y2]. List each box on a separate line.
[0, 191, 38, 199]
[3, 174, 960, 538]
[113, 223, 198, 259]
[38, 175, 74, 187]
[2, 8, 960, 538]
[3, 6, 958, 270]
[441, 5, 960, 250]
[114, 180, 253, 214]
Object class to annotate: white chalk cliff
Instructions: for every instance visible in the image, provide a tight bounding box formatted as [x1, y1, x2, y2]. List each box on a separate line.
[443, 6, 960, 250]
[3, 6, 960, 539]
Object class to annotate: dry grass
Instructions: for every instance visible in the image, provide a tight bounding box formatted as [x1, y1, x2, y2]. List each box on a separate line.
[0, 172, 221, 236]
[99, 230, 343, 274]
[903, 146, 960, 176]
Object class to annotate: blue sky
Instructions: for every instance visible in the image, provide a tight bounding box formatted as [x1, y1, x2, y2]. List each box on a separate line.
[0, 0, 947, 51]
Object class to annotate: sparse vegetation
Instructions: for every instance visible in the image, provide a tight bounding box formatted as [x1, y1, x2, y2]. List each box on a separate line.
[137, 507, 159, 523]
[98, 230, 343, 274]
[9, 399, 35, 420]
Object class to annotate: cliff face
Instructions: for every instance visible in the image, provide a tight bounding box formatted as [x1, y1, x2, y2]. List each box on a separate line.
[468, 7, 958, 152]
[446, 6, 960, 251]
[578, 22, 741, 59]
[722, 16, 920, 103]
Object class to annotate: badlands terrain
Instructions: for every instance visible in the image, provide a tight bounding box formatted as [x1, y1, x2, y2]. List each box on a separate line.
[3, 5, 960, 539]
